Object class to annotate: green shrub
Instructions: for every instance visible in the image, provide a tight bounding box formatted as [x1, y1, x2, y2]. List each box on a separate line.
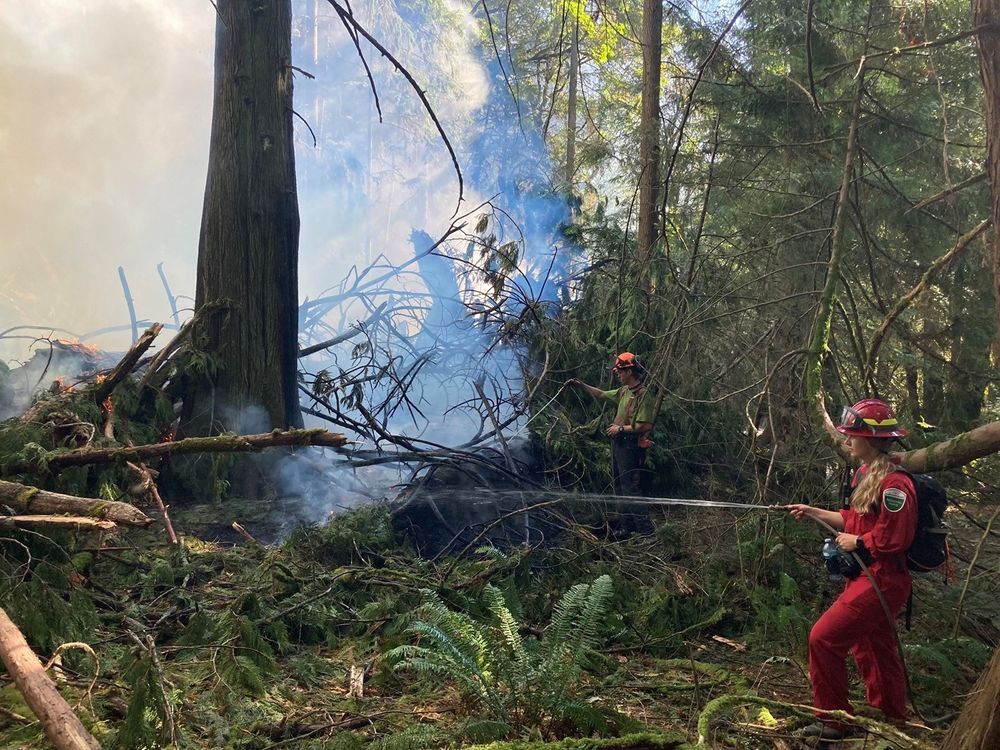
[386, 575, 616, 739]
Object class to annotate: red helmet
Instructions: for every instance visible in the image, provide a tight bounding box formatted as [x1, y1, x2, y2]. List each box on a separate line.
[837, 398, 908, 438]
[612, 352, 639, 371]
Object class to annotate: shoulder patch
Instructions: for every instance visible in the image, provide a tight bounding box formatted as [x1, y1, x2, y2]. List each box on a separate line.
[882, 487, 907, 513]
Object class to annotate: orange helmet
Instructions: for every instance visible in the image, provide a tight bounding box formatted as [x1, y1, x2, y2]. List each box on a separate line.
[612, 352, 639, 371]
[837, 398, 908, 438]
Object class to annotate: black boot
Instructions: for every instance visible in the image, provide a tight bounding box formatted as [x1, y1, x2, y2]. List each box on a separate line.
[800, 723, 846, 741]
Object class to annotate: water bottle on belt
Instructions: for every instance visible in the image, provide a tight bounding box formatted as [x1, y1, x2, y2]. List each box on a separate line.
[822, 538, 845, 583]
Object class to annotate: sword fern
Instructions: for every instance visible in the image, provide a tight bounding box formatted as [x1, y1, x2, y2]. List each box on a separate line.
[386, 575, 614, 738]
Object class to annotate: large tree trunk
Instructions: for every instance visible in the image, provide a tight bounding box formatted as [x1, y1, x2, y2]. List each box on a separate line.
[974, 2, 1000, 343]
[181, 0, 302, 439]
[635, 0, 663, 273]
[0, 608, 101, 750]
[940, 645, 1000, 750]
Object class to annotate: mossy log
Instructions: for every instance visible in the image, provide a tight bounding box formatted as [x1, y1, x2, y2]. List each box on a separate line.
[0, 607, 101, 750]
[0, 515, 117, 532]
[0, 479, 152, 526]
[897, 421, 1000, 473]
[34, 428, 348, 471]
[815, 391, 1000, 473]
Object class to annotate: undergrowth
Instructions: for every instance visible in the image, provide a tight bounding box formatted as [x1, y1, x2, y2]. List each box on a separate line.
[0, 492, 994, 749]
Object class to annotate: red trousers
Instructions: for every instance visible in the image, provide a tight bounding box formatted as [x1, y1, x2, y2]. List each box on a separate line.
[808, 573, 911, 726]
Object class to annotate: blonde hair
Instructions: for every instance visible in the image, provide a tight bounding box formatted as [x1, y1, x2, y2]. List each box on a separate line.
[851, 447, 895, 514]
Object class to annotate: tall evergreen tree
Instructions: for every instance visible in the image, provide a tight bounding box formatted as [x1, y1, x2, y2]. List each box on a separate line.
[181, 0, 303, 440]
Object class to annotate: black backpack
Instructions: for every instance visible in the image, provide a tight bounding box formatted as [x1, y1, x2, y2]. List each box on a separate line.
[898, 470, 950, 574]
[842, 467, 950, 573]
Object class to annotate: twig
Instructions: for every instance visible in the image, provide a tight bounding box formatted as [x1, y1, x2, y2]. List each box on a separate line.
[863, 219, 990, 384]
[290, 109, 317, 147]
[325, 0, 464, 212]
[951, 504, 1000, 638]
[44, 643, 99, 712]
[127, 461, 179, 545]
[231, 522, 262, 548]
[805, 0, 822, 112]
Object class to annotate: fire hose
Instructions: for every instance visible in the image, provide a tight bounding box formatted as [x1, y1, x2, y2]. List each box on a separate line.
[476, 489, 937, 726]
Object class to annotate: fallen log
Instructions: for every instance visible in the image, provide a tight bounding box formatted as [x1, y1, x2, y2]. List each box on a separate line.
[39, 428, 348, 471]
[0, 480, 152, 526]
[0, 607, 101, 750]
[0, 516, 117, 532]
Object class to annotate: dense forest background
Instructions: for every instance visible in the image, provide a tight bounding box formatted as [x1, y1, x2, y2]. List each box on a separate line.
[1, 0, 1000, 748]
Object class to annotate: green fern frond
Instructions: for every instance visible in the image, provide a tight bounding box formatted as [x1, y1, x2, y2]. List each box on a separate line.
[484, 585, 527, 668]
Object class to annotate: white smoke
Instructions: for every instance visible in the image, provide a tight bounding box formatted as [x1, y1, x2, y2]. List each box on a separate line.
[0, 2, 214, 357]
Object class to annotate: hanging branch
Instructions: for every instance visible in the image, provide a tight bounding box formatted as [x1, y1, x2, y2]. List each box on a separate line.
[863, 219, 991, 386]
[805, 0, 822, 112]
[658, 0, 752, 225]
[324, 0, 464, 211]
[480, 0, 524, 135]
[804, 62, 866, 414]
[0, 608, 101, 750]
[905, 172, 988, 214]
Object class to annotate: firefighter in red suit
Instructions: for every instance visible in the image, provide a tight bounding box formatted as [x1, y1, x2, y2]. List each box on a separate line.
[788, 399, 917, 742]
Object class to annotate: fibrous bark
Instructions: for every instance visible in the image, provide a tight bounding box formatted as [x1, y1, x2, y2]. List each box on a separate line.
[0, 608, 101, 750]
[181, 0, 302, 437]
[940, 644, 1000, 750]
[0, 480, 151, 526]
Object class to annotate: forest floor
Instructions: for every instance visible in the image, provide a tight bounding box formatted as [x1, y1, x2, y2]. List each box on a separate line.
[2, 492, 996, 750]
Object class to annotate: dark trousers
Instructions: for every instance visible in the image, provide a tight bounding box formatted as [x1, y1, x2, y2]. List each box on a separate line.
[611, 435, 647, 496]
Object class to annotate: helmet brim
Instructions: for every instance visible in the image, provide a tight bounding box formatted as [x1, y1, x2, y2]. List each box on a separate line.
[836, 425, 908, 438]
